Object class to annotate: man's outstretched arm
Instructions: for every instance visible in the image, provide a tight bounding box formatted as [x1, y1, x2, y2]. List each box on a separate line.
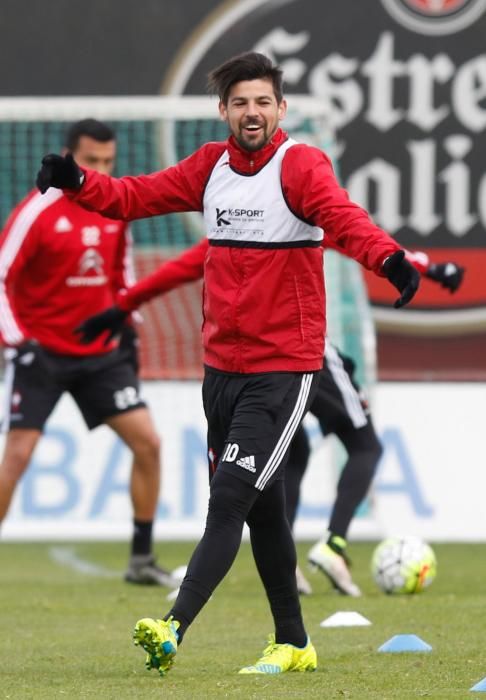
[36, 144, 226, 220]
[403, 250, 464, 293]
[325, 238, 465, 294]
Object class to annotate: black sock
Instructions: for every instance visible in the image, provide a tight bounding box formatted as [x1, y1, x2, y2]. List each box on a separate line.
[131, 519, 153, 556]
[165, 471, 257, 642]
[271, 584, 307, 648]
[248, 480, 307, 648]
[284, 425, 310, 529]
[328, 422, 382, 537]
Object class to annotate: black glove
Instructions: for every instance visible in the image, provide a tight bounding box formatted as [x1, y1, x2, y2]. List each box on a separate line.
[425, 262, 464, 293]
[382, 250, 420, 308]
[36, 153, 84, 194]
[74, 306, 128, 345]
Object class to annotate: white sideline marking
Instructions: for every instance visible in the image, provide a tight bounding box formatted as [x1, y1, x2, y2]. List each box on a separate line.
[49, 546, 120, 578]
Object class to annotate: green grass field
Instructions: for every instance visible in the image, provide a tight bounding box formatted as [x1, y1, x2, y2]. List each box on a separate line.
[0, 541, 484, 699]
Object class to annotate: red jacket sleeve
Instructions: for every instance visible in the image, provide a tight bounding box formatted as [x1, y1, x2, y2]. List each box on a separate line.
[403, 249, 430, 275]
[0, 202, 39, 345]
[324, 238, 431, 276]
[116, 238, 208, 311]
[67, 143, 226, 221]
[282, 145, 400, 274]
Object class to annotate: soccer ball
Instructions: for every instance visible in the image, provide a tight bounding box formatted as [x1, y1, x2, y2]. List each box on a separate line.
[371, 536, 437, 594]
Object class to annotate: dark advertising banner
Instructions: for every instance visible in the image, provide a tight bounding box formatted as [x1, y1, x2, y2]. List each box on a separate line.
[1, 0, 485, 378]
[162, 0, 486, 379]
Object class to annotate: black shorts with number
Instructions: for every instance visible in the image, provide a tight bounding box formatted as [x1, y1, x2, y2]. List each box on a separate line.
[202, 367, 320, 491]
[2, 330, 145, 432]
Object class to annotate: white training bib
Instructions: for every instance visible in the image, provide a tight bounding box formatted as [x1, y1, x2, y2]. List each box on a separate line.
[203, 138, 323, 246]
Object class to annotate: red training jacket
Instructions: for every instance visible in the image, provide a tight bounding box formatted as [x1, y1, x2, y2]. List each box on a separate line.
[116, 239, 431, 314]
[0, 188, 135, 355]
[69, 128, 401, 373]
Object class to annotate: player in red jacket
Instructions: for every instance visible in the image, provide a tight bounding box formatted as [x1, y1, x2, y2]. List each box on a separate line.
[0, 119, 176, 588]
[36, 53, 420, 676]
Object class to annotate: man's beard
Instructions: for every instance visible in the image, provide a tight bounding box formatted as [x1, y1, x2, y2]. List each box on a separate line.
[234, 120, 270, 152]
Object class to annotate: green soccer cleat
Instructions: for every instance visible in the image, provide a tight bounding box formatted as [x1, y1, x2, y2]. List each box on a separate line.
[133, 616, 180, 677]
[238, 634, 317, 674]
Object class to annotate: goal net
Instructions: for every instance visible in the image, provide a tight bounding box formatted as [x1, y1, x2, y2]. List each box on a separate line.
[0, 95, 375, 388]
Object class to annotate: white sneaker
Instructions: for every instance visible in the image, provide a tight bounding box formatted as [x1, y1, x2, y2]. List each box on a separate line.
[296, 565, 313, 595]
[307, 541, 362, 597]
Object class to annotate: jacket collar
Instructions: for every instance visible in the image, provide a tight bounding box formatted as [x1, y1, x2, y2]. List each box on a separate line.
[226, 128, 288, 174]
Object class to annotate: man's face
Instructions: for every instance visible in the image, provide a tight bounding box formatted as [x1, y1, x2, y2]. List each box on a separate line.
[219, 78, 287, 152]
[67, 136, 116, 175]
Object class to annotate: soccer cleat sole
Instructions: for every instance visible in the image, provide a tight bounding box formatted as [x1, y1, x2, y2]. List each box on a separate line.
[133, 620, 177, 676]
[238, 635, 317, 674]
[239, 661, 316, 674]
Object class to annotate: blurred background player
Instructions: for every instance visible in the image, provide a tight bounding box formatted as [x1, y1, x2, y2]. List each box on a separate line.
[0, 118, 175, 587]
[288, 252, 464, 597]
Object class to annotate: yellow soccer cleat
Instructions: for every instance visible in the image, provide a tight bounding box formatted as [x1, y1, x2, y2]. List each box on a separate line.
[238, 634, 317, 674]
[133, 616, 180, 677]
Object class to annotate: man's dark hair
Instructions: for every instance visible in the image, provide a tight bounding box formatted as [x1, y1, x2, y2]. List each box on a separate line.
[64, 118, 115, 151]
[207, 52, 284, 105]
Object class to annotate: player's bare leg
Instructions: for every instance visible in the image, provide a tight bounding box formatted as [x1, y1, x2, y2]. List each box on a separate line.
[0, 429, 41, 523]
[106, 408, 176, 587]
[107, 408, 161, 520]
